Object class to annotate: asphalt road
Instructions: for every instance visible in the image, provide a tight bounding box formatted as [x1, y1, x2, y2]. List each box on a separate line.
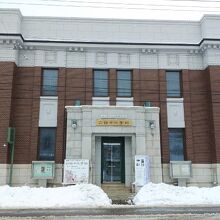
[1, 206, 220, 218]
[2, 214, 220, 220]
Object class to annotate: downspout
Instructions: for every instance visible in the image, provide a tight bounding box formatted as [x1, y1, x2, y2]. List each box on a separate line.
[7, 127, 15, 186]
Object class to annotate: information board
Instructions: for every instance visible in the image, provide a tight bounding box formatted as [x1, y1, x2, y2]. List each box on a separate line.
[32, 161, 55, 179]
[135, 155, 150, 186]
[63, 159, 89, 184]
[170, 161, 192, 179]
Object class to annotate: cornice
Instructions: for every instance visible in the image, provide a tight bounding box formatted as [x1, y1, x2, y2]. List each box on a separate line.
[1, 33, 220, 55]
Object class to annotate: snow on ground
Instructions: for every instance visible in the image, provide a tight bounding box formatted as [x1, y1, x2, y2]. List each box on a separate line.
[2, 182, 220, 208]
[0, 184, 111, 209]
[133, 183, 220, 206]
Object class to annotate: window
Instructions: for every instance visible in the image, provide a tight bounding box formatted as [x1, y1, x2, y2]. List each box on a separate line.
[94, 70, 108, 97]
[38, 128, 56, 160]
[166, 71, 181, 97]
[42, 69, 58, 96]
[117, 70, 131, 97]
[168, 129, 185, 161]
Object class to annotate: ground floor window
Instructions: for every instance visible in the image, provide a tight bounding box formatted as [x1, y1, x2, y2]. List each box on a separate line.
[38, 127, 56, 160]
[168, 128, 185, 161]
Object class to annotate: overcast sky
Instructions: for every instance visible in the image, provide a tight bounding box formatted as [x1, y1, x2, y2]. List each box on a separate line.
[0, 0, 220, 20]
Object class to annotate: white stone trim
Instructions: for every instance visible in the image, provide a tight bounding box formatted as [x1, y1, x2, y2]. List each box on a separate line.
[92, 97, 110, 106]
[39, 96, 58, 127]
[116, 97, 134, 106]
[1, 9, 220, 69]
[1, 163, 220, 186]
[167, 98, 185, 128]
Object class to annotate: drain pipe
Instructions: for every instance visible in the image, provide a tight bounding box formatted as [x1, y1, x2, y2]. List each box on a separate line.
[7, 127, 15, 186]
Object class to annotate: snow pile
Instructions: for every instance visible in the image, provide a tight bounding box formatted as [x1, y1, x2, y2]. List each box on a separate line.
[133, 183, 220, 206]
[0, 184, 111, 209]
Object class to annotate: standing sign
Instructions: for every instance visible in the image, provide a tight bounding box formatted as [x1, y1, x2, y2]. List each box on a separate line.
[63, 159, 89, 184]
[135, 155, 150, 186]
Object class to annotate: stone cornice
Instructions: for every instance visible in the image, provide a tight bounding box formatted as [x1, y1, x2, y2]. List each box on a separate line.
[1, 33, 220, 55]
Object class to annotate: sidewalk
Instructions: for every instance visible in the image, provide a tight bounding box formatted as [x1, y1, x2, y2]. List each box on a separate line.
[1, 206, 220, 217]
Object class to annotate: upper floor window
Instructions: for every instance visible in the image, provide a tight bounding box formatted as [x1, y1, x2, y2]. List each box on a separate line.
[42, 69, 58, 96]
[166, 71, 182, 97]
[38, 127, 56, 161]
[169, 128, 185, 161]
[94, 70, 108, 97]
[117, 70, 132, 97]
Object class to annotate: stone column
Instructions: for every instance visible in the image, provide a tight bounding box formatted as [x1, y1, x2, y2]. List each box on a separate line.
[145, 107, 162, 183]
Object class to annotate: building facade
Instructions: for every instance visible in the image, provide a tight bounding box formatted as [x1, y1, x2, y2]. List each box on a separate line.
[0, 9, 220, 188]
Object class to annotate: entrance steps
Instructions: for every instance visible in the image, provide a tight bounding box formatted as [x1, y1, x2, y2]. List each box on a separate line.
[101, 183, 134, 204]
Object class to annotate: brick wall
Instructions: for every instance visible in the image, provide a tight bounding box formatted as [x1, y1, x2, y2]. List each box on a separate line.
[0, 62, 16, 164]
[186, 69, 211, 163]
[12, 67, 40, 164]
[207, 66, 220, 163]
[2, 64, 219, 165]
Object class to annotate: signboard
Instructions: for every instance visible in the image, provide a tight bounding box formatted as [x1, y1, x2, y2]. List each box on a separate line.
[135, 155, 150, 186]
[96, 119, 132, 126]
[32, 161, 55, 179]
[170, 161, 192, 179]
[63, 159, 89, 184]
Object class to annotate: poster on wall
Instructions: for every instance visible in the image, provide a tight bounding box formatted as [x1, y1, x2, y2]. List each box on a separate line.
[135, 155, 150, 186]
[63, 159, 89, 185]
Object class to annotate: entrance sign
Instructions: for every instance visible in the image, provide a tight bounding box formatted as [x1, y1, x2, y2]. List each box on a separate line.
[96, 119, 132, 126]
[135, 155, 150, 186]
[63, 159, 89, 184]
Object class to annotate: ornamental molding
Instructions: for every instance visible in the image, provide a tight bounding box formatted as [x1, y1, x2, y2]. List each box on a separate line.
[200, 43, 220, 52]
[1, 36, 220, 56]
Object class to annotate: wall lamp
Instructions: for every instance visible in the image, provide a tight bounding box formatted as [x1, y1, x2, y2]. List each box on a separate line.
[2, 143, 8, 148]
[149, 120, 156, 129]
[149, 120, 156, 136]
[71, 120, 78, 129]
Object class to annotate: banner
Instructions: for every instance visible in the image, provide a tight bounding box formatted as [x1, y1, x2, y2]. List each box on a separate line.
[135, 155, 150, 186]
[63, 159, 89, 184]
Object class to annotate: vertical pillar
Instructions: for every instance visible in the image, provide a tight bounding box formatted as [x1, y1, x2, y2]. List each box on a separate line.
[30, 67, 41, 162]
[109, 69, 116, 105]
[81, 107, 92, 182]
[145, 107, 162, 183]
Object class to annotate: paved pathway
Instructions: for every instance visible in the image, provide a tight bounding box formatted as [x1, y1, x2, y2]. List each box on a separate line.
[1, 206, 220, 218]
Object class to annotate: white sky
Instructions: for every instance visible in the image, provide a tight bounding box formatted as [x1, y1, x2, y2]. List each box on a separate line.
[0, 0, 220, 20]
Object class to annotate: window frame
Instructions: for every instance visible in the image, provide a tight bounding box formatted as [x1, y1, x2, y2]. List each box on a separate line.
[168, 128, 185, 161]
[38, 127, 56, 161]
[166, 70, 182, 98]
[93, 69, 109, 97]
[41, 68, 59, 96]
[116, 69, 132, 98]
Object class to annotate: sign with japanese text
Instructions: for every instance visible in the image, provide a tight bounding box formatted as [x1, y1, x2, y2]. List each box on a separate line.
[32, 161, 55, 179]
[135, 155, 150, 186]
[96, 119, 132, 126]
[63, 159, 89, 184]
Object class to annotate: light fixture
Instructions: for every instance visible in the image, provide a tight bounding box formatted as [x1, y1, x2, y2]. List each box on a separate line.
[71, 120, 77, 129]
[149, 121, 155, 129]
[2, 143, 8, 148]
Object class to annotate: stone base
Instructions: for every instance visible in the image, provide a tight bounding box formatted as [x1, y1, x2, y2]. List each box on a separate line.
[163, 163, 220, 187]
[0, 164, 63, 186]
[2, 163, 220, 187]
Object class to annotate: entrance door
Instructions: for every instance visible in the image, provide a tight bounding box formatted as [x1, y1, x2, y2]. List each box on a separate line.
[101, 137, 125, 183]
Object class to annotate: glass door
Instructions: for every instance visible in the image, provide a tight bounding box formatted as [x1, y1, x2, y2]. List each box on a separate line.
[101, 137, 125, 183]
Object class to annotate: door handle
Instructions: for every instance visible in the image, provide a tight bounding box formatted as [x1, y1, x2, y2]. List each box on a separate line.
[108, 165, 116, 167]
